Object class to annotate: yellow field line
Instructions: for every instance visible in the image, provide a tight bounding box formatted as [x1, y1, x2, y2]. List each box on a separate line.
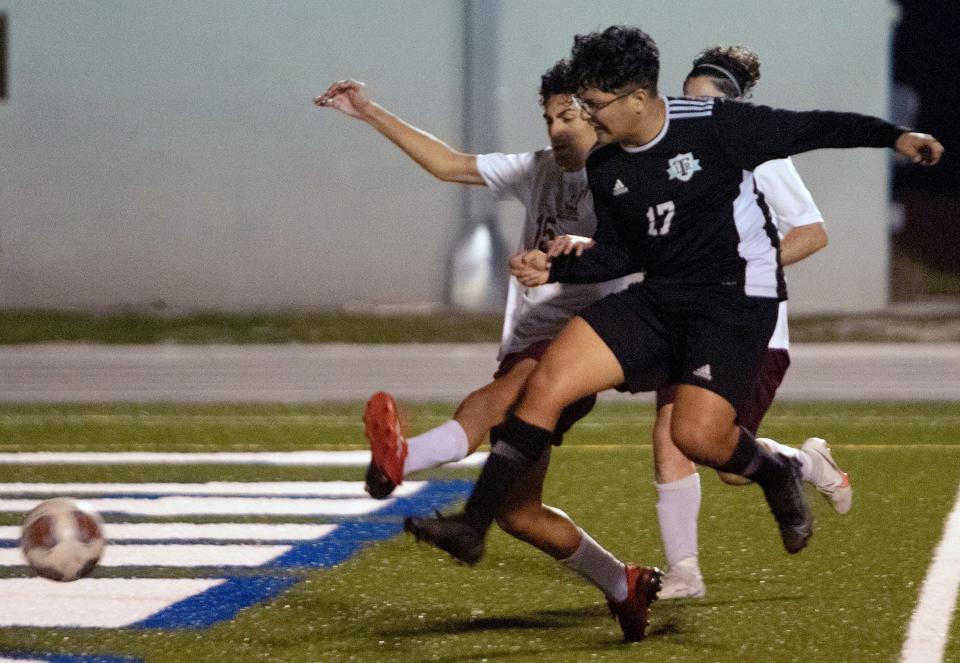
[559, 443, 960, 450]
[1, 414, 959, 426]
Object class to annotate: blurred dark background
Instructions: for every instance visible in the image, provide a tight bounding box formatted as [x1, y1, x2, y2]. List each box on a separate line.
[891, 0, 960, 300]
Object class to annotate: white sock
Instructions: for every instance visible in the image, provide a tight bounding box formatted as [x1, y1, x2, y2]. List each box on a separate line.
[760, 438, 815, 482]
[403, 420, 470, 475]
[561, 528, 628, 602]
[655, 472, 701, 569]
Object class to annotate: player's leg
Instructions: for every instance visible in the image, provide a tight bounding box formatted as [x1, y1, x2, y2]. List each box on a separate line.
[405, 315, 627, 562]
[363, 358, 537, 498]
[651, 391, 704, 599]
[452, 358, 538, 450]
[495, 447, 582, 558]
[496, 447, 661, 642]
[462, 316, 624, 533]
[716, 348, 852, 514]
[670, 384, 812, 553]
[667, 291, 812, 554]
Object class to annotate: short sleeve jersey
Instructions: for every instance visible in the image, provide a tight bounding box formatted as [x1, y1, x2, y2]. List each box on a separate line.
[753, 157, 824, 349]
[476, 150, 631, 359]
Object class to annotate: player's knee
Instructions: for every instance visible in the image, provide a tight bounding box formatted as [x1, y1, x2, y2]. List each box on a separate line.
[670, 420, 718, 465]
[523, 367, 568, 410]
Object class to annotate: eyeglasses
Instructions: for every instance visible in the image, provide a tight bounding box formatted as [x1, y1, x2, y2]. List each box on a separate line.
[574, 89, 635, 116]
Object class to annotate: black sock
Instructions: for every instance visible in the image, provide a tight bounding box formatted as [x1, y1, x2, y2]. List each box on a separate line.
[718, 426, 787, 486]
[463, 413, 554, 533]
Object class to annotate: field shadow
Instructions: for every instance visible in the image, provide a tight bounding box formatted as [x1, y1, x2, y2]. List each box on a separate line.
[379, 605, 608, 638]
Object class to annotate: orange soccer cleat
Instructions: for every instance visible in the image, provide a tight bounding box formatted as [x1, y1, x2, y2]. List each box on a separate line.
[363, 391, 409, 499]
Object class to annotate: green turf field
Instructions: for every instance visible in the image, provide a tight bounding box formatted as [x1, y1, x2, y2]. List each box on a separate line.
[0, 401, 958, 662]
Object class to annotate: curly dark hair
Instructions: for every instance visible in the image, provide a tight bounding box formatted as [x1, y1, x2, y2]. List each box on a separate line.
[538, 59, 576, 104]
[568, 25, 660, 94]
[688, 45, 762, 99]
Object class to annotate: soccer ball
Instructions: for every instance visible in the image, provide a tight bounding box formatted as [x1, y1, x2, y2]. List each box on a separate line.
[20, 497, 106, 581]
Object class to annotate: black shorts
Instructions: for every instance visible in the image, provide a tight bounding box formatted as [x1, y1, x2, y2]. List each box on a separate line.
[657, 347, 791, 432]
[579, 281, 779, 413]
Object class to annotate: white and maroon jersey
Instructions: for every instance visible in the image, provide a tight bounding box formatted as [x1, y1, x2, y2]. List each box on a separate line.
[754, 157, 824, 350]
[550, 97, 900, 301]
[476, 149, 630, 359]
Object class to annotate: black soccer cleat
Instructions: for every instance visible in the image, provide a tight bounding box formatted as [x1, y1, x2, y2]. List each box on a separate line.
[404, 512, 485, 565]
[760, 457, 814, 554]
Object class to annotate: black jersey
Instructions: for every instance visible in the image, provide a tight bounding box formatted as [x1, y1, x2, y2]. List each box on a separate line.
[550, 97, 904, 299]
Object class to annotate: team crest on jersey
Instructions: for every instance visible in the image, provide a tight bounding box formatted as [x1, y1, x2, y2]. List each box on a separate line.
[666, 152, 702, 182]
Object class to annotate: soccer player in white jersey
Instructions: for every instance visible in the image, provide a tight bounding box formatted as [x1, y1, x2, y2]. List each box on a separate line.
[651, 45, 852, 600]
[407, 25, 942, 576]
[315, 61, 661, 642]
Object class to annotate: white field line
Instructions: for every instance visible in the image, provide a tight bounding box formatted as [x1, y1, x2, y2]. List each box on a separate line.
[0, 480, 427, 497]
[0, 496, 392, 516]
[0, 522, 337, 542]
[0, 450, 488, 466]
[900, 481, 960, 663]
[0, 577, 222, 627]
[0, 496, 392, 517]
[0, 543, 290, 567]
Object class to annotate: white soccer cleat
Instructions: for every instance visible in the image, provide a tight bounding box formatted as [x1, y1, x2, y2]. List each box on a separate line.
[801, 437, 852, 515]
[657, 557, 705, 600]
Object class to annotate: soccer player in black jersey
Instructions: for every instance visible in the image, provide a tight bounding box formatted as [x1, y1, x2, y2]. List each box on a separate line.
[406, 26, 942, 566]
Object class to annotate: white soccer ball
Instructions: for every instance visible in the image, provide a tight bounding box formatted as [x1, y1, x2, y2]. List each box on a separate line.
[20, 497, 106, 582]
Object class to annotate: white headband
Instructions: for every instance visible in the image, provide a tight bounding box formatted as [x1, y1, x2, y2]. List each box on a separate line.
[694, 63, 743, 98]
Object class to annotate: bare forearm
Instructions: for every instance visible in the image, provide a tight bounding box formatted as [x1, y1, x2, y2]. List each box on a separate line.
[359, 103, 483, 184]
[780, 223, 828, 266]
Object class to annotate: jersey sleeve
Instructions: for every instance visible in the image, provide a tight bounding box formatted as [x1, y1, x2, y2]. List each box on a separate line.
[753, 158, 824, 231]
[713, 99, 906, 171]
[476, 151, 536, 202]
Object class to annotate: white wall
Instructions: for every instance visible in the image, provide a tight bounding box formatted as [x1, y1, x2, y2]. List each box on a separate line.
[0, 1, 898, 313]
[0, 0, 464, 310]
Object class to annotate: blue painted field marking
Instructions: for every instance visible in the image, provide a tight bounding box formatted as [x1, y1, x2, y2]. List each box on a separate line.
[267, 521, 400, 568]
[0, 480, 473, 631]
[373, 479, 473, 518]
[132, 575, 299, 629]
[266, 480, 472, 569]
[132, 479, 470, 628]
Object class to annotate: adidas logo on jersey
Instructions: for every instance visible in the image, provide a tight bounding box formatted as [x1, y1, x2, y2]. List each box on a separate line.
[612, 179, 629, 196]
[692, 364, 713, 381]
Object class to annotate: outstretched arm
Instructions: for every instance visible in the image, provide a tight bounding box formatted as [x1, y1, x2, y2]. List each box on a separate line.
[314, 79, 484, 185]
[716, 99, 944, 170]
